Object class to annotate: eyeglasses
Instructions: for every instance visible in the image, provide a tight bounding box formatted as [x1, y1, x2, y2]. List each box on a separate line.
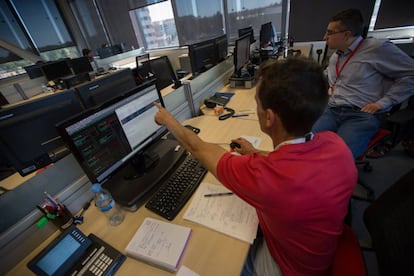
[325, 30, 348, 36]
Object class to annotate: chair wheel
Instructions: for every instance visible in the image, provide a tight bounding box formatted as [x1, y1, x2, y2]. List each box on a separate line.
[364, 164, 373, 172]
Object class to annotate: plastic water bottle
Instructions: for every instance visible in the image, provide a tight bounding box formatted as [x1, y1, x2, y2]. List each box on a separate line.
[91, 183, 124, 226]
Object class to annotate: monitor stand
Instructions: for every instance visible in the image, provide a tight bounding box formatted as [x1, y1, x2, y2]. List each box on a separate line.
[229, 75, 255, 89]
[123, 151, 160, 180]
[102, 138, 187, 212]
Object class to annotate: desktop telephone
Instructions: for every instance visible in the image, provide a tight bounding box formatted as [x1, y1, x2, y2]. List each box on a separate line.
[27, 226, 125, 276]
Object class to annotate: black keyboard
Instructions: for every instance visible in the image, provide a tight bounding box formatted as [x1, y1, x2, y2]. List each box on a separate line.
[145, 154, 207, 220]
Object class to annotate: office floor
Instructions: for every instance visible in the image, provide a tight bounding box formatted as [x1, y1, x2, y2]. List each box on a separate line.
[351, 142, 414, 276]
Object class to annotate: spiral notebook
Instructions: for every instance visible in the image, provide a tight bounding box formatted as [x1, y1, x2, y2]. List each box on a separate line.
[125, 217, 192, 272]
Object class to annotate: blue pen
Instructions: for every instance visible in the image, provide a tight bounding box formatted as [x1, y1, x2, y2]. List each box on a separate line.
[232, 114, 249, 117]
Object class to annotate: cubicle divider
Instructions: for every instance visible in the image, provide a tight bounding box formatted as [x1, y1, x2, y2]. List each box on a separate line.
[187, 57, 234, 115]
[0, 155, 90, 275]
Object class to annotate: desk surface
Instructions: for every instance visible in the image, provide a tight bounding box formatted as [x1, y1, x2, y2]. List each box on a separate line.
[7, 84, 273, 276]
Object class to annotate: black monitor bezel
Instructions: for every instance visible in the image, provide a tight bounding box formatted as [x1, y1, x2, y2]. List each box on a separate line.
[0, 90, 84, 176]
[259, 22, 276, 48]
[57, 80, 166, 184]
[40, 60, 73, 81]
[74, 69, 137, 109]
[145, 56, 177, 91]
[188, 38, 217, 77]
[238, 26, 255, 44]
[24, 64, 45, 79]
[69, 56, 93, 75]
[135, 53, 151, 81]
[234, 34, 251, 76]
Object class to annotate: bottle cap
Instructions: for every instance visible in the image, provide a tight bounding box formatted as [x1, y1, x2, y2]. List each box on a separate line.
[91, 183, 102, 193]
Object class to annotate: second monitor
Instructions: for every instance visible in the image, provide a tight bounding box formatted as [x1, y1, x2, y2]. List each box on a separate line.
[144, 56, 180, 91]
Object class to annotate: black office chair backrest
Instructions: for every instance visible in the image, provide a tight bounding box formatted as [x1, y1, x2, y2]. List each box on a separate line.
[363, 168, 414, 275]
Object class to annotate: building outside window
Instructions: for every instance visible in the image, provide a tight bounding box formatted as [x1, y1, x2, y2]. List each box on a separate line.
[131, 0, 179, 50]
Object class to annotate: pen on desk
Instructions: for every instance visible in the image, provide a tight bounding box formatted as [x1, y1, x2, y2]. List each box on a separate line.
[232, 114, 249, 118]
[204, 192, 234, 197]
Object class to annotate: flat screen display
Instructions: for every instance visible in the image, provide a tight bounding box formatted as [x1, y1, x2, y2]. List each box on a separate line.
[70, 56, 93, 75]
[0, 90, 84, 176]
[41, 60, 73, 81]
[234, 34, 251, 76]
[58, 81, 166, 183]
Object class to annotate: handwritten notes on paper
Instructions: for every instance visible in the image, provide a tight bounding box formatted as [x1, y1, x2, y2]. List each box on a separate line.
[183, 182, 258, 243]
[240, 135, 262, 149]
[125, 217, 191, 272]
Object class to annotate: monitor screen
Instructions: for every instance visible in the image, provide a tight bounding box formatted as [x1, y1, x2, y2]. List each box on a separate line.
[41, 60, 73, 81]
[260, 22, 277, 48]
[238, 26, 255, 44]
[0, 90, 84, 176]
[234, 34, 251, 77]
[75, 68, 137, 108]
[24, 64, 44, 79]
[57, 81, 166, 184]
[97, 47, 114, 59]
[145, 56, 177, 91]
[111, 44, 123, 55]
[70, 56, 93, 75]
[188, 39, 216, 77]
[215, 34, 228, 63]
[135, 53, 151, 80]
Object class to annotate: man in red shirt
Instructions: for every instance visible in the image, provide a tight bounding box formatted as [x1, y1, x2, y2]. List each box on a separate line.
[154, 57, 356, 275]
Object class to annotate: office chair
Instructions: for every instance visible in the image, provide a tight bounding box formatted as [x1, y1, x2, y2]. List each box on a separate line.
[328, 224, 366, 276]
[352, 128, 392, 201]
[353, 96, 414, 201]
[363, 168, 414, 275]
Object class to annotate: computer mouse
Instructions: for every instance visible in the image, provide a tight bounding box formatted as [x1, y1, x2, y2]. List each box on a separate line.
[230, 142, 241, 149]
[184, 125, 200, 134]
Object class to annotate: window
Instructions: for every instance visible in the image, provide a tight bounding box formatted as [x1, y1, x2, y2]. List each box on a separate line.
[0, 0, 34, 78]
[68, 0, 109, 53]
[0, 0, 77, 79]
[131, 0, 178, 49]
[226, 0, 283, 44]
[173, 0, 225, 45]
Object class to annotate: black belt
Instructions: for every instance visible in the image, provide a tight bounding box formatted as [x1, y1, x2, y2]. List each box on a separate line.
[332, 105, 361, 111]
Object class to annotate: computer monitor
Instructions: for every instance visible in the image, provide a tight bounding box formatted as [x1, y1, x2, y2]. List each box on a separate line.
[145, 56, 178, 91]
[69, 56, 93, 75]
[238, 26, 255, 44]
[41, 60, 73, 81]
[24, 64, 44, 79]
[233, 34, 251, 78]
[75, 68, 137, 108]
[214, 34, 228, 63]
[188, 38, 216, 78]
[97, 47, 114, 59]
[259, 22, 277, 48]
[111, 44, 123, 55]
[135, 53, 152, 84]
[57, 81, 166, 185]
[0, 90, 84, 176]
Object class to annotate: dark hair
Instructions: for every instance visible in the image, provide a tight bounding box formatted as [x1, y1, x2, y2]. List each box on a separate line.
[82, 48, 92, 56]
[331, 9, 364, 36]
[257, 57, 329, 136]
